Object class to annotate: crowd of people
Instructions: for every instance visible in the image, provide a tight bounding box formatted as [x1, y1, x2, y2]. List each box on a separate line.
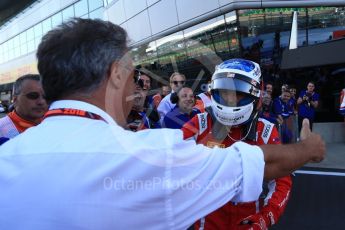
[126, 59, 327, 229]
[129, 68, 324, 147]
[258, 81, 320, 144]
[0, 18, 332, 230]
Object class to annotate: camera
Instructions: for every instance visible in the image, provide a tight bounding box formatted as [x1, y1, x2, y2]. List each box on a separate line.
[304, 92, 312, 107]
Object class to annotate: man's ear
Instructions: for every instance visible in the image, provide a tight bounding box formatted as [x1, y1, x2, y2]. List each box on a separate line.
[108, 61, 122, 89]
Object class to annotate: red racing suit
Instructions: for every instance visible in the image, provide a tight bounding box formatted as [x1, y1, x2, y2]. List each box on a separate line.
[182, 112, 292, 230]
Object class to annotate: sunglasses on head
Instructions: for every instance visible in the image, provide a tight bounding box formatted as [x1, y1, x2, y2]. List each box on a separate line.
[171, 80, 185, 86]
[24, 92, 45, 100]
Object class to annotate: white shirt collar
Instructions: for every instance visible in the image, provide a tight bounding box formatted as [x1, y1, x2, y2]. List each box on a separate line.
[49, 100, 116, 125]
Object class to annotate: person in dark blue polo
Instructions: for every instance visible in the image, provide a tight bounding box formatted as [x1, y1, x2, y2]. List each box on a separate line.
[163, 87, 200, 129]
[273, 89, 293, 143]
[273, 88, 293, 120]
[297, 81, 319, 131]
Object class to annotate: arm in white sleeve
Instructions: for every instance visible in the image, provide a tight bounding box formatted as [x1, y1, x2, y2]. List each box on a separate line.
[164, 135, 264, 229]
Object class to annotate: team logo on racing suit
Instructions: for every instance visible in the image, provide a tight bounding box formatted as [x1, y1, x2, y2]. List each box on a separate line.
[261, 121, 273, 144]
[262, 124, 271, 138]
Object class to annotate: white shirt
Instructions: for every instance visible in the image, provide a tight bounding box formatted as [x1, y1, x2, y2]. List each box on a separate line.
[0, 100, 264, 230]
[157, 92, 174, 123]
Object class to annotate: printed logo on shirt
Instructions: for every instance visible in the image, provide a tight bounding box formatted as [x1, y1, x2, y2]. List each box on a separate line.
[206, 141, 225, 148]
[279, 190, 290, 208]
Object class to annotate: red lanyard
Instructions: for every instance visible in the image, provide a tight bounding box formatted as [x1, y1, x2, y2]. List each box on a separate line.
[44, 108, 107, 123]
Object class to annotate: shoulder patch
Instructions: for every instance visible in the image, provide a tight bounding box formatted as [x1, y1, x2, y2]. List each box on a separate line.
[198, 93, 212, 108]
[197, 112, 208, 135]
[258, 118, 274, 144]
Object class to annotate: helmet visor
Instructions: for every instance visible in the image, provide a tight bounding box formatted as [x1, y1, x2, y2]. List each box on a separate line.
[212, 89, 256, 107]
[210, 76, 260, 98]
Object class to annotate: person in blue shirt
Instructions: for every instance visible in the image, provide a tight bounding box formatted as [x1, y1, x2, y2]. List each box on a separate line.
[273, 89, 293, 143]
[163, 87, 200, 129]
[297, 81, 319, 132]
[273, 89, 293, 120]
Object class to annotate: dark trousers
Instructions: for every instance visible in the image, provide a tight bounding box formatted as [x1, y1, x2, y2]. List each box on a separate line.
[298, 116, 313, 133]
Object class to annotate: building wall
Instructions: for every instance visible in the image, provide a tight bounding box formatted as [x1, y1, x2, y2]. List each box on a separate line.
[0, 0, 77, 44]
[104, 0, 345, 46]
[0, 0, 103, 85]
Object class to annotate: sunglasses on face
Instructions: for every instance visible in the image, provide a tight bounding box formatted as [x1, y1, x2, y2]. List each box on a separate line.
[23, 92, 46, 100]
[171, 81, 185, 86]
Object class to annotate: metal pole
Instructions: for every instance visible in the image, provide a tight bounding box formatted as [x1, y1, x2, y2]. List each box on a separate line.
[306, 8, 309, 46]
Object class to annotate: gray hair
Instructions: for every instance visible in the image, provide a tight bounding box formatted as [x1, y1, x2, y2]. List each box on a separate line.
[36, 18, 128, 102]
[13, 74, 41, 95]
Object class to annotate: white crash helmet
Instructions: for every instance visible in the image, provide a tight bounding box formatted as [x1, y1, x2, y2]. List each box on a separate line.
[209, 58, 261, 126]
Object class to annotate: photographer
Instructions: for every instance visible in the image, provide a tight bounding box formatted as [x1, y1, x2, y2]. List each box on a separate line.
[297, 81, 319, 132]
